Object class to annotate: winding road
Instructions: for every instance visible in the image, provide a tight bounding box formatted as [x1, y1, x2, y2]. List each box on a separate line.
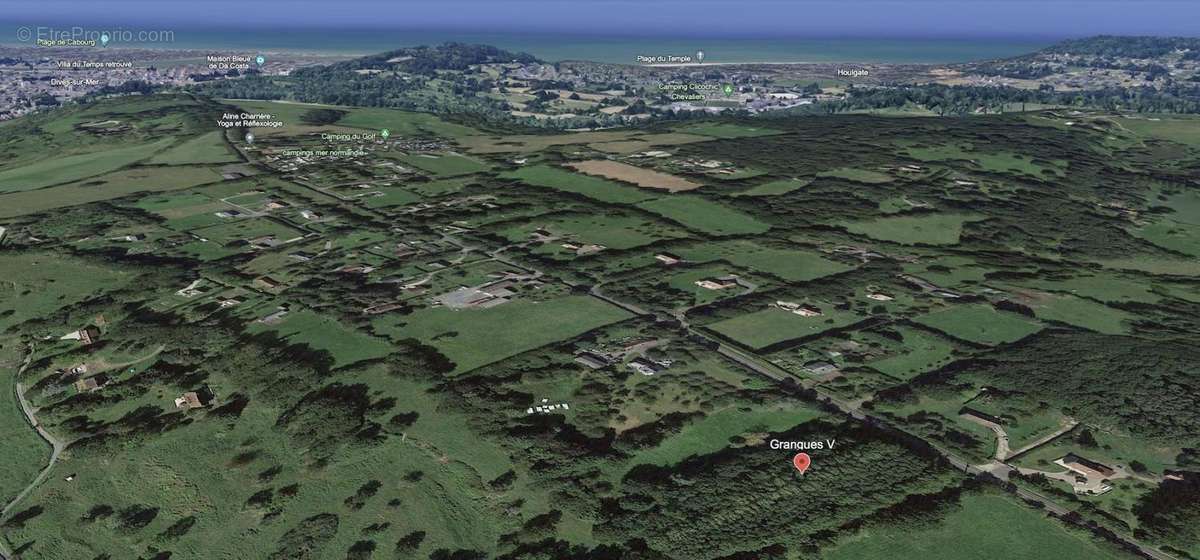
[0, 344, 61, 560]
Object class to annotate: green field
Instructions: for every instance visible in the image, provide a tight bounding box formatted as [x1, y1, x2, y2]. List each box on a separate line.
[503, 212, 687, 250]
[0, 166, 225, 219]
[247, 310, 393, 367]
[190, 217, 306, 246]
[375, 295, 632, 373]
[1030, 295, 1134, 335]
[334, 106, 481, 139]
[0, 340, 48, 505]
[147, 131, 241, 165]
[637, 196, 770, 236]
[1012, 273, 1162, 304]
[1115, 115, 1200, 147]
[733, 178, 811, 197]
[2, 384, 509, 559]
[914, 304, 1042, 346]
[0, 138, 175, 192]
[867, 327, 958, 380]
[1132, 220, 1200, 257]
[397, 153, 491, 177]
[823, 493, 1134, 560]
[845, 213, 982, 245]
[221, 100, 481, 139]
[679, 241, 850, 282]
[626, 404, 821, 471]
[361, 187, 423, 208]
[501, 165, 655, 204]
[5, 80, 1198, 560]
[905, 143, 1066, 178]
[0, 253, 135, 333]
[708, 307, 862, 350]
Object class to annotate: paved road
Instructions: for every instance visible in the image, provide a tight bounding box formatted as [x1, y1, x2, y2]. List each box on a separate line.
[697, 330, 1178, 560]
[1, 383, 66, 520]
[960, 413, 1011, 460]
[143, 136, 1176, 560]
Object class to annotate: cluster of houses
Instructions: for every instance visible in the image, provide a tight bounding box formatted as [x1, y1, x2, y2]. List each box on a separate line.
[527, 227, 607, 256]
[573, 338, 672, 376]
[433, 272, 543, 310]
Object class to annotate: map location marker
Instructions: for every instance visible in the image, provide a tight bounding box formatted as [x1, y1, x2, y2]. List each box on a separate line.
[723, 83, 735, 97]
[380, 128, 390, 139]
[100, 33, 110, 47]
[793, 452, 812, 475]
[256, 55, 266, 67]
[696, 50, 705, 64]
[244, 131, 255, 145]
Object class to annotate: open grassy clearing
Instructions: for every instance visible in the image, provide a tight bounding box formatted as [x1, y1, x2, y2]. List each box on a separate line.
[903, 256, 992, 287]
[189, 217, 306, 246]
[396, 153, 490, 177]
[637, 196, 770, 236]
[822, 492, 1134, 560]
[708, 307, 862, 350]
[4, 390, 509, 559]
[1095, 257, 1200, 277]
[733, 178, 811, 197]
[360, 186, 423, 208]
[1154, 189, 1200, 223]
[866, 327, 958, 381]
[1024, 293, 1134, 335]
[1007, 273, 1163, 305]
[844, 213, 982, 245]
[0, 137, 176, 192]
[0, 253, 135, 333]
[146, 131, 241, 165]
[333, 107, 481, 139]
[626, 404, 822, 471]
[246, 310, 392, 367]
[0, 166, 225, 219]
[905, 143, 1066, 178]
[914, 304, 1042, 346]
[501, 212, 687, 250]
[1114, 115, 1200, 147]
[373, 295, 632, 373]
[500, 165, 656, 205]
[1131, 219, 1200, 257]
[677, 240, 851, 282]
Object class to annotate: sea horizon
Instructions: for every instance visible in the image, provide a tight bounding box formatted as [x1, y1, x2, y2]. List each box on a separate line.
[0, 24, 1058, 64]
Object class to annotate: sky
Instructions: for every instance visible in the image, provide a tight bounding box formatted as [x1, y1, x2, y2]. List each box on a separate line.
[5, 0, 1200, 38]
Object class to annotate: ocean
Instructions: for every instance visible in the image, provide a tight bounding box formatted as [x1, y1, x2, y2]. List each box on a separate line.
[0, 24, 1051, 64]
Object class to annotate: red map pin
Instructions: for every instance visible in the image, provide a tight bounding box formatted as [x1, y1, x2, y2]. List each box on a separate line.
[793, 452, 812, 475]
